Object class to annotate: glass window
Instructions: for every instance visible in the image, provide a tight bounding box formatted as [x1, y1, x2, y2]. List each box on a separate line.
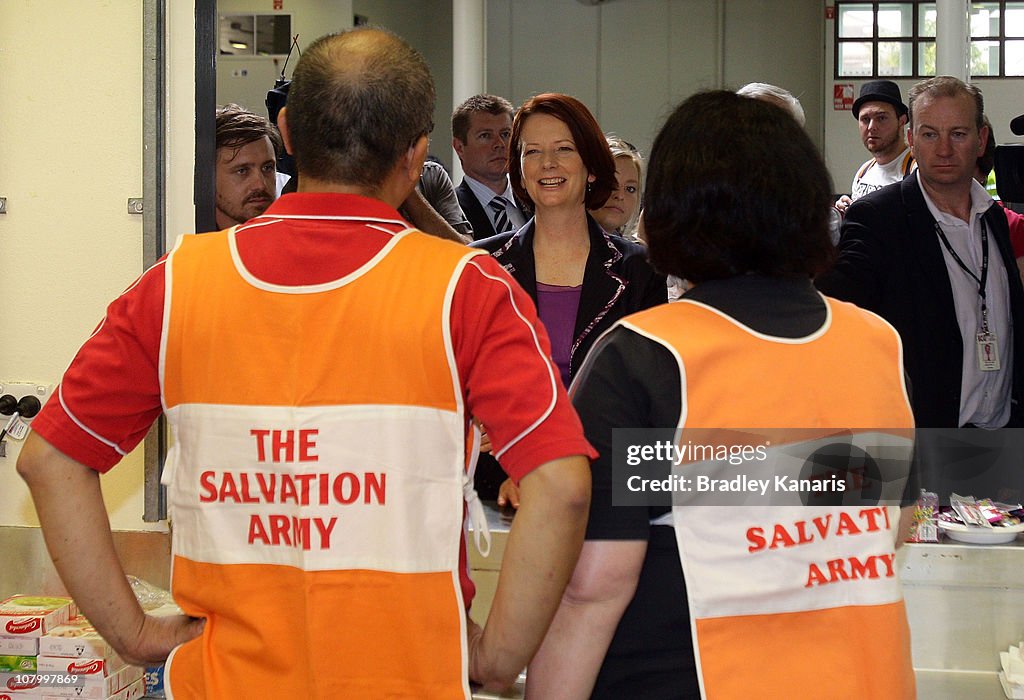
[918, 41, 938, 75]
[919, 3, 937, 37]
[255, 15, 292, 55]
[970, 3, 1001, 37]
[879, 41, 915, 75]
[1006, 39, 1024, 73]
[971, 40, 1001, 74]
[840, 4, 875, 38]
[219, 14, 291, 56]
[219, 15, 254, 55]
[1007, 3, 1024, 35]
[839, 42, 875, 76]
[838, 1, 1020, 77]
[879, 4, 915, 37]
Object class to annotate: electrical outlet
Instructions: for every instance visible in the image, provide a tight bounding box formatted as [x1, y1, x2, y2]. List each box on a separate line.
[0, 381, 54, 456]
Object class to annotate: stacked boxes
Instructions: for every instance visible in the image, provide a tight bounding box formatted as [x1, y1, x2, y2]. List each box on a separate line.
[0, 598, 143, 700]
[0, 597, 75, 641]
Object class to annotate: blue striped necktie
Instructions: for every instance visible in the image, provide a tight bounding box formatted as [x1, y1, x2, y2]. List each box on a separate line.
[489, 196, 513, 233]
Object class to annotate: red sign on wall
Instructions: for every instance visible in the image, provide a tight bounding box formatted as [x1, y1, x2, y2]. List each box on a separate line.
[834, 83, 854, 111]
[273, 0, 283, 9]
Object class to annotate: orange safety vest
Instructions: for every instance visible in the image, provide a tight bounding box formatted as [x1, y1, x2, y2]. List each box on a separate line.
[159, 225, 484, 698]
[622, 295, 916, 700]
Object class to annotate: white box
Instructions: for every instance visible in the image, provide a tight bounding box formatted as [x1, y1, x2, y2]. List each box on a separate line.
[23, 665, 143, 700]
[40, 677, 143, 700]
[36, 656, 123, 678]
[0, 638, 38, 656]
[39, 619, 116, 664]
[0, 597, 74, 639]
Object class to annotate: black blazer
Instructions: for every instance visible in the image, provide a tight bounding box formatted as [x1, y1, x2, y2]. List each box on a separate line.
[815, 172, 1024, 428]
[470, 215, 667, 500]
[456, 178, 527, 241]
[473, 215, 668, 381]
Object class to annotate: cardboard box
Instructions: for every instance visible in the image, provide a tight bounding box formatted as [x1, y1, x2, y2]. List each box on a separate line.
[39, 619, 116, 664]
[33, 665, 143, 700]
[0, 598, 74, 639]
[0, 658, 35, 674]
[40, 677, 143, 700]
[142, 665, 164, 698]
[0, 638, 38, 656]
[36, 656, 123, 678]
[0, 671, 44, 694]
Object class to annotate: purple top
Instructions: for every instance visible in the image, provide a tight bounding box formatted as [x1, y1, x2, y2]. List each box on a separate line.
[536, 281, 583, 389]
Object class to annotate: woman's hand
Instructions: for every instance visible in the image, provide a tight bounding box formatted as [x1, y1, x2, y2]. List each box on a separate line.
[497, 478, 521, 509]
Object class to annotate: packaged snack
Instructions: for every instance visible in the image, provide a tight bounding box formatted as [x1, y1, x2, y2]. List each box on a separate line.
[0, 656, 35, 673]
[39, 619, 115, 662]
[37, 655, 123, 677]
[28, 664, 143, 700]
[949, 493, 992, 528]
[0, 637, 38, 655]
[976, 498, 1004, 525]
[142, 665, 164, 698]
[0, 597, 75, 638]
[39, 676, 143, 700]
[906, 489, 939, 542]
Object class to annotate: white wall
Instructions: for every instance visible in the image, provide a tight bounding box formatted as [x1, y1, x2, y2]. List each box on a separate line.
[352, 0, 456, 169]
[485, 0, 822, 165]
[0, 1, 163, 531]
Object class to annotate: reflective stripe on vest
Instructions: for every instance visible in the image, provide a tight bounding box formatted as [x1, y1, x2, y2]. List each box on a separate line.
[621, 296, 916, 700]
[160, 226, 484, 699]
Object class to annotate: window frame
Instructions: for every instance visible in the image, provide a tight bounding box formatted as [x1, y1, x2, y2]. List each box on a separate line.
[834, 1, 1018, 78]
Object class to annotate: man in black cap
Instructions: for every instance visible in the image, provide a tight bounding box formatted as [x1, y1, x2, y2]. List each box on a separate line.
[835, 80, 915, 214]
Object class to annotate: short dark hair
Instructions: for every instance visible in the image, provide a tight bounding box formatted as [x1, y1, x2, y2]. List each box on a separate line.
[216, 103, 283, 156]
[286, 28, 435, 188]
[451, 94, 514, 143]
[908, 76, 985, 132]
[508, 93, 616, 211]
[644, 90, 835, 283]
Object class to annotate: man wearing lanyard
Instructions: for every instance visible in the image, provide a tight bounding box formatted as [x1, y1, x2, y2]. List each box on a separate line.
[817, 76, 1024, 430]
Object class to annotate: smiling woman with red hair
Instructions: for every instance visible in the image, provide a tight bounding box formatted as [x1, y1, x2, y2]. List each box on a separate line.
[471, 93, 666, 505]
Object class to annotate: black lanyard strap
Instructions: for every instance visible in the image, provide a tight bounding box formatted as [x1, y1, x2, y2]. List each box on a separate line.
[934, 217, 990, 330]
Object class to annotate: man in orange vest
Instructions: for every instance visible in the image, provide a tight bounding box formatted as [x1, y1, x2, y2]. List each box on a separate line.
[18, 28, 593, 698]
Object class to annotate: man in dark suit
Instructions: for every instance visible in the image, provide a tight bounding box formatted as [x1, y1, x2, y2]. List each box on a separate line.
[817, 76, 1024, 430]
[452, 94, 528, 240]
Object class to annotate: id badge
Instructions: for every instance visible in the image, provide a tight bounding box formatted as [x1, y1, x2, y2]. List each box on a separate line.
[977, 332, 1000, 371]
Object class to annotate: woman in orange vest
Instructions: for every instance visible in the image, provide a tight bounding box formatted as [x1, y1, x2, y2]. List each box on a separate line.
[527, 91, 919, 699]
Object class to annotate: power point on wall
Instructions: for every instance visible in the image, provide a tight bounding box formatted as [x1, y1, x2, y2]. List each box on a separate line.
[0, 381, 54, 457]
[354, 14, 369, 26]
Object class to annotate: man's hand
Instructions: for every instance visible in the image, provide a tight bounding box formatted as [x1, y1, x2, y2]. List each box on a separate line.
[17, 434, 202, 668]
[119, 614, 206, 667]
[834, 195, 853, 215]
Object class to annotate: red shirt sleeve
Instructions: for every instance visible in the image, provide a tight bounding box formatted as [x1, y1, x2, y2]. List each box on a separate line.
[451, 255, 597, 482]
[1002, 204, 1024, 259]
[31, 262, 166, 472]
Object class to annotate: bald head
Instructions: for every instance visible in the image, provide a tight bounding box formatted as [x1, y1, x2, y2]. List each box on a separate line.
[285, 28, 435, 188]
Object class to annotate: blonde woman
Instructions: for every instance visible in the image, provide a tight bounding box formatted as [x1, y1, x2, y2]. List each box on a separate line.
[590, 135, 643, 241]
